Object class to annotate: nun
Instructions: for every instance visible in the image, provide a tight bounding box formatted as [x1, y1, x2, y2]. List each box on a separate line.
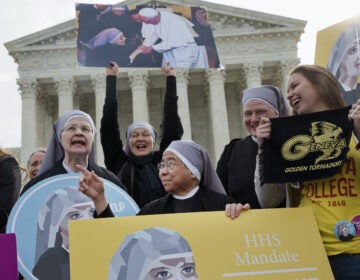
[217, 85, 289, 209]
[21, 110, 126, 195]
[100, 61, 183, 209]
[78, 140, 250, 217]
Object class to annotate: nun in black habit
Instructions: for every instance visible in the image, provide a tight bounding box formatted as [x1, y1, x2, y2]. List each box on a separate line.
[77, 140, 250, 217]
[100, 62, 183, 209]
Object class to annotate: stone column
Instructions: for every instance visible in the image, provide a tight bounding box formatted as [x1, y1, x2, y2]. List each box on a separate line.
[236, 73, 249, 138]
[243, 62, 263, 88]
[55, 76, 75, 117]
[17, 78, 38, 165]
[37, 89, 54, 148]
[241, 62, 263, 138]
[128, 70, 149, 122]
[175, 69, 192, 140]
[91, 74, 106, 166]
[205, 69, 230, 162]
[277, 59, 300, 95]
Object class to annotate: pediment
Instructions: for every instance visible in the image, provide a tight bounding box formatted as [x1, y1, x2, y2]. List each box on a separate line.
[5, 0, 306, 53]
[5, 20, 76, 53]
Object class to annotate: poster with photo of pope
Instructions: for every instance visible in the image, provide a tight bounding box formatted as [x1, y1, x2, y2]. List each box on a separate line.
[76, 3, 220, 69]
[6, 174, 139, 280]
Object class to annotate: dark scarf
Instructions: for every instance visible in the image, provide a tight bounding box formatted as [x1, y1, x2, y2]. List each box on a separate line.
[128, 153, 166, 208]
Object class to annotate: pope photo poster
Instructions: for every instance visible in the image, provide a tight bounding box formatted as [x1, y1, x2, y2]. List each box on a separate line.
[76, 3, 220, 69]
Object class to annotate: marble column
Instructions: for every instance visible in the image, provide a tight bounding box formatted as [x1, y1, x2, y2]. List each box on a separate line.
[128, 70, 149, 123]
[241, 62, 263, 138]
[236, 82, 247, 138]
[55, 76, 75, 117]
[91, 74, 106, 166]
[18, 78, 38, 165]
[36, 89, 54, 148]
[277, 59, 300, 95]
[175, 69, 192, 140]
[205, 69, 230, 161]
[243, 62, 263, 88]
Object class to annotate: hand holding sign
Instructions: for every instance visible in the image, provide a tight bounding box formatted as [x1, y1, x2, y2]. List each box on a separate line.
[256, 117, 272, 150]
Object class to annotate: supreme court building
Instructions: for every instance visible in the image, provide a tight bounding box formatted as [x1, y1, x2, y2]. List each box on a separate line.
[5, 0, 306, 166]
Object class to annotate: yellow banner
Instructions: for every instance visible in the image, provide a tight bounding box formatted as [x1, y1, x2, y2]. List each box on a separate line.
[315, 15, 360, 67]
[69, 207, 333, 279]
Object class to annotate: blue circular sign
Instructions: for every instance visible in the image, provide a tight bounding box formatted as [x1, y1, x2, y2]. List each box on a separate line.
[6, 174, 139, 279]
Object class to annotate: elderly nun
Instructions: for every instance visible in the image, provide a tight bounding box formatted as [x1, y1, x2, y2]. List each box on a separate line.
[108, 227, 198, 280]
[78, 140, 251, 217]
[21, 110, 126, 195]
[217, 85, 290, 209]
[100, 61, 183, 209]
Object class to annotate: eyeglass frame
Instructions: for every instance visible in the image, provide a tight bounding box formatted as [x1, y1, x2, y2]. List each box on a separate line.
[157, 158, 185, 171]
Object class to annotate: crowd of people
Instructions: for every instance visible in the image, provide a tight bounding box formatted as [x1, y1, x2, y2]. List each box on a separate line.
[1, 6, 360, 280]
[2, 64, 360, 280]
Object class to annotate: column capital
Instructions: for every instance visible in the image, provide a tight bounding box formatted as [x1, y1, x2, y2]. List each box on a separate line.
[277, 59, 300, 94]
[128, 70, 149, 88]
[205, 68, 226, 84]
[54, 76, 76, 96]
[176, 69, 190, 85]
[243, 62, 263, 76]
[243, 62, 263, 88]
[17, 78, 39, 99]
[278, 59, 300, 77]
[90, 74, 106, 92]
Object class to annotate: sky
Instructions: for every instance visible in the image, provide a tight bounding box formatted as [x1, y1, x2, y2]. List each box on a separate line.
[1, 0, 360, 148]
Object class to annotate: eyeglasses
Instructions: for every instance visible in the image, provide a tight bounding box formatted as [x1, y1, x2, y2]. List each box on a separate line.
[157, 159, 184, 170]
[62, 125, 93, 134]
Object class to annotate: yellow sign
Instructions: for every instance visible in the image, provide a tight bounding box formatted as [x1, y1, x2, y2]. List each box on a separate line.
[315, 15, 360, 67]
[69, 207, 333, 279]
[315, 15, 360, 105]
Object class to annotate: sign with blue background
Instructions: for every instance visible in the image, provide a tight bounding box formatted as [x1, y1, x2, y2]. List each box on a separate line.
[6, 174, 139, 280]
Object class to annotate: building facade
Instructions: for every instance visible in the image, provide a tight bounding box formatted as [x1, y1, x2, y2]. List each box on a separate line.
[5, 0, 306, 165]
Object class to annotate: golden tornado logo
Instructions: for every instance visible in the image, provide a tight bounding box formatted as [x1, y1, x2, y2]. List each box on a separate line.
[281, 121, 347, 163]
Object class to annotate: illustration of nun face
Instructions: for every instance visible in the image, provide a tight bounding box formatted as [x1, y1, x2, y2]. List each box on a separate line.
[59, 202, 95, 238]
[340, 39, 360, 77]
[35, 187, 95, 259]
[143, 252, 198, 280]
[108, 227, 198, 280]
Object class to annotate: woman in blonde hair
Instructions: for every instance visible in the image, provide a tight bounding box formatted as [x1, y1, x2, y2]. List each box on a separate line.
[0, 147, 21, 233]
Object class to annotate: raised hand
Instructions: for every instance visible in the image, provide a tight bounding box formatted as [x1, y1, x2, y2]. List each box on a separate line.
[162, 61, 176, 77]
[77, 164, 108, 214]
[106, 61, 119, 76]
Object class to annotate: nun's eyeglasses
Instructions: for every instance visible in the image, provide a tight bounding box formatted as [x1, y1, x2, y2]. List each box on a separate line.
[63, 125, 93, 134]
[158, 159, 184, 170]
